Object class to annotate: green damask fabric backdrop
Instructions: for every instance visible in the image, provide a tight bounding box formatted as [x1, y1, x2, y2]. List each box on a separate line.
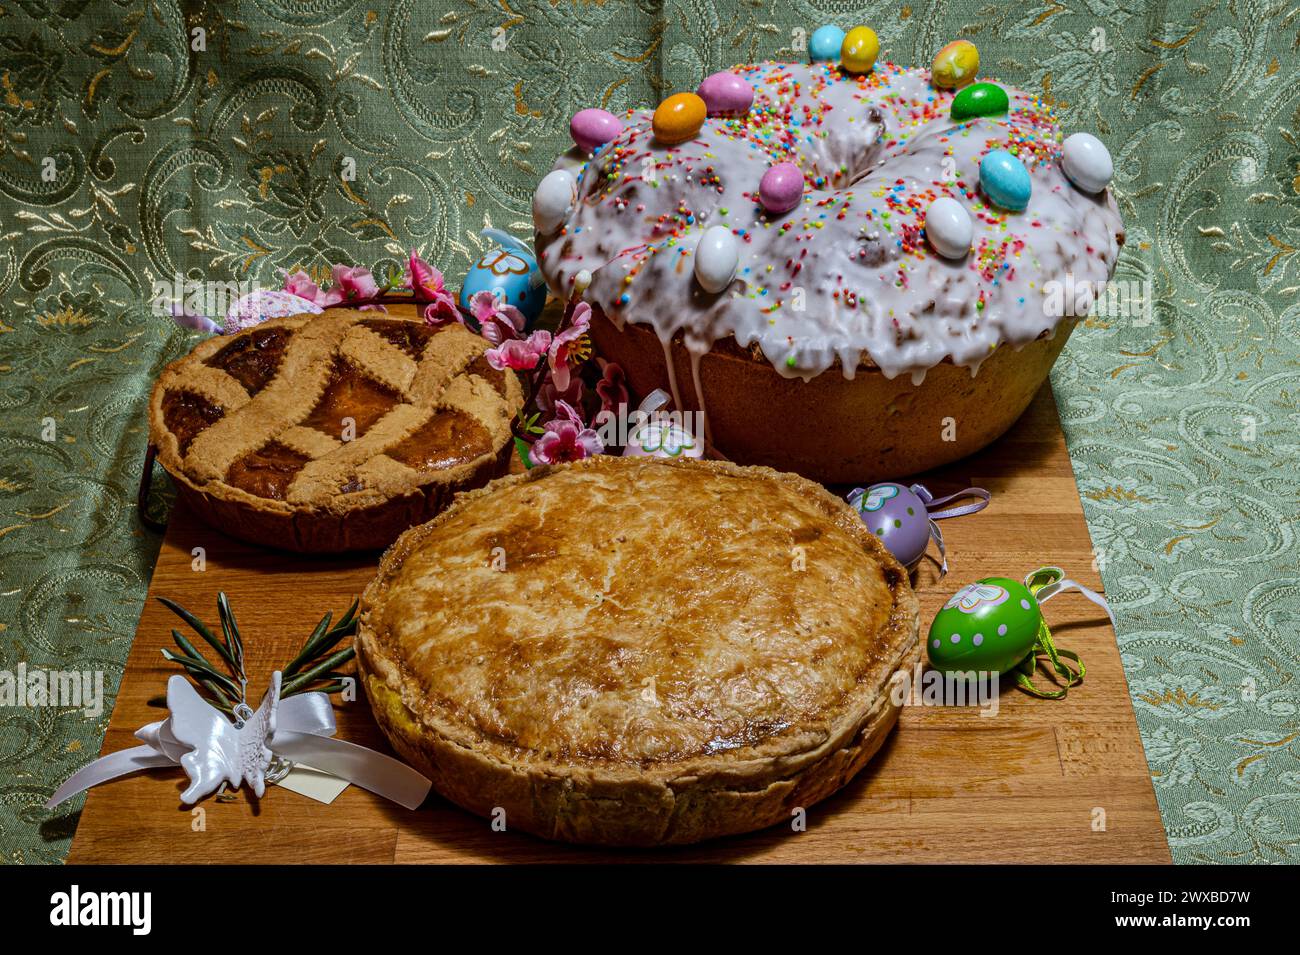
[0, 0, 1296, 863]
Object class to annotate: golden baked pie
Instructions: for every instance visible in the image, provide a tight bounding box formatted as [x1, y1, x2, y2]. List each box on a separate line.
[148, 308, 522, 552]
[357, 456, 920, 846]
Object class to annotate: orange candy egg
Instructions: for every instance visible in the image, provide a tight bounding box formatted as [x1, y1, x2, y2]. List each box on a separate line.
[653, 93, 707, 145]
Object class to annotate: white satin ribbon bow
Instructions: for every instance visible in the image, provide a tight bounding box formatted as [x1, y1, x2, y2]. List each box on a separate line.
[47, 672, 431, 811]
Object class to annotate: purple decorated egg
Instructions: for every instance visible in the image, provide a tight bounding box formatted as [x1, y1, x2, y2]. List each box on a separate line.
[696, 71, 754, 117]
[759, 162, 804, 215]
[848, 482, 931, 567]
[224, 289, 322, 334]
[569, 108, 623, 154]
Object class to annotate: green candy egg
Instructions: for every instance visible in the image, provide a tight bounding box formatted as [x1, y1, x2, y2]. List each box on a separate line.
[950, 82, 1009, 121]
[927, 577, 1042, 676]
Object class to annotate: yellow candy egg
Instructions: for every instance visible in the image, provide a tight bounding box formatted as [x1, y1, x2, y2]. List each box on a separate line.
[840, 26, 880, 75]
[932, 40, 979, 89]
[653, 93, 707, 146]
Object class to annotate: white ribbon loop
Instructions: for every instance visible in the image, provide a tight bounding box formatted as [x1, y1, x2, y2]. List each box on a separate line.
[46, 672, 431, 812]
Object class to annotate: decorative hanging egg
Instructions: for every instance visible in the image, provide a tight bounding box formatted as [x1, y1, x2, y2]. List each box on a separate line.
[693, 225, 739, 293]
[652, 92, 707, 145]
[569, 108, 623, 154]
[924, 197, 973, 259]
[848, 482, 932, 568]
[759, 161, 804, 215]
[840, 26, 880, 74]
[928, 577, 1043, 676]
[931, 40, 979, 90]
[697, 71, 754, 117]
[1061, 132, 1113, 194]
[459, 229, 547, 328]
[950, 81, 1009, 120]
[532, 168, 576, 235]
[224, 289, 321, 334]
[808, 25, 846, 62]
[623, 419, 703, 459]
[979, 149, 1032, 212]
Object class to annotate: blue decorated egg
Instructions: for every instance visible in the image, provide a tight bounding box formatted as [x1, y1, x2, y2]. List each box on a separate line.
[848, 482, 931, 568]
[460, 229, 547, 328]
[808, 25, 846, 62]
[979, 149, 1032, 212]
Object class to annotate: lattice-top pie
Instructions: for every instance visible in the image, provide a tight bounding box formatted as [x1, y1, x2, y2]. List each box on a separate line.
[148, 308, 522, 552]
[357, 456, 921, 846]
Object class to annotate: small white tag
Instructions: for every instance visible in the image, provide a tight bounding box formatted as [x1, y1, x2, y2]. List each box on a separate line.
[276, 763, 349, 804]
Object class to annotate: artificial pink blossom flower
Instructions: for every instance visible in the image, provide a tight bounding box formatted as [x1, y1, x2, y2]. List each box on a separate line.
[595, 360, 628, 414]
[536, 376, 584, 416]
[485, 330, 552, 372]
[282, 269, 325, 304]
[529, 400, 603, 465]
[547, 301, 592, 392]
[469, 290, 526, 345]
[405, 249, 460, 324]
[321, 264, 380, 306]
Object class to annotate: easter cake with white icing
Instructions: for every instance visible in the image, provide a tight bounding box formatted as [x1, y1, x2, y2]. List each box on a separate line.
[533, 33, 1124, 482]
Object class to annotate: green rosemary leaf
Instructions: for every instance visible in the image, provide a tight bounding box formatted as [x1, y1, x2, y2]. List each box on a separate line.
[217, 592, 245, 677]
[157, 596, 236, 669]
[281, 647, 355, 696]
[160, 649, 242, 697]
[170, 629, 214, 670]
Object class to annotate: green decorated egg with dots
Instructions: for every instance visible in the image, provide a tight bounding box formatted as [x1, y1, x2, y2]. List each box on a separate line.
[927, 577, 1042, 676]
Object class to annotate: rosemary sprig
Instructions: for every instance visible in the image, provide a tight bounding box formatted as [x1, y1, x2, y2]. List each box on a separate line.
[158, 593, 359, 713]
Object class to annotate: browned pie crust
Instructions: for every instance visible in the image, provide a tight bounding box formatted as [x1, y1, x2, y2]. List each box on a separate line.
[148, 309, 523, 552]
[357, 456, 921, 846]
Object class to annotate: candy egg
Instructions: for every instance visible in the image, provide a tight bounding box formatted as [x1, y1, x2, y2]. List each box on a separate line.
[759, 161, 804, 215]
[808, 25, 846, 62]
[928, 577, 1042, 676]
[840, 26, 880, 74]
[697, 71, 754, 117]
[459, 230, 547, 328]
[652, 92, 707, 145]
[950, 81, 1008, 120]
[569, 108, 623, 154]
[693, 225, 739, 293]
[1061, 132, 1113, 194]
[623, 419, 703, 459]
[848, 483, 931, 567]
[924, 197, 973, 259]
[931, 40, 979, 89]
[979, 149, 1031, 212]
[532, 168, 576, 235]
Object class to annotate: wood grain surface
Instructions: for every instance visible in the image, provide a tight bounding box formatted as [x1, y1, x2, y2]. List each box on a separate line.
[65, 386, 1170, 863]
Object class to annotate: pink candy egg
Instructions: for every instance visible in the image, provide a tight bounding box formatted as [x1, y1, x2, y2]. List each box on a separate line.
[696, 71, 754, 117]
[759, 162, 805, 214]
[569, 108, 623, 153]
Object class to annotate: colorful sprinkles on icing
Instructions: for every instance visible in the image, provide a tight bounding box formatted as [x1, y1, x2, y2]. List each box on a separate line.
[535, 55, 1123, 383]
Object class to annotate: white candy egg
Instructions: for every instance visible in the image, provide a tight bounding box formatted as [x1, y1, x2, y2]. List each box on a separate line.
[533, 169, 576, 235]
[1061, 132, 1113, 194]
[924, 197, 973, 260]
[693, 225, 739, 293]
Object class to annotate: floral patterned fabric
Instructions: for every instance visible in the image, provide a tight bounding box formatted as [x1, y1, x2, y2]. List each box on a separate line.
[0, 1, 1295, 863]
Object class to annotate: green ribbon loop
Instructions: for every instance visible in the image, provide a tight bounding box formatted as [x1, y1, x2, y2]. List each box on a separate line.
[1015, 566, 1087, 699]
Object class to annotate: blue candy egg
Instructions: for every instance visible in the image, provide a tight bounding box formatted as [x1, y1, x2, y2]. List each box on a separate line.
[459, 229, 547, 328]
[979, 149, 1032, 212]
[808, 25, 846, 62]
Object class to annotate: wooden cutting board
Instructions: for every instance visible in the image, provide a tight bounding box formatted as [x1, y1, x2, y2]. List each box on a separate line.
[65, 386, 1170, 863]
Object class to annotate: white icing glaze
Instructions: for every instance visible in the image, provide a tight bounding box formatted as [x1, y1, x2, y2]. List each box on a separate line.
[536, 61, 1124, 384]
